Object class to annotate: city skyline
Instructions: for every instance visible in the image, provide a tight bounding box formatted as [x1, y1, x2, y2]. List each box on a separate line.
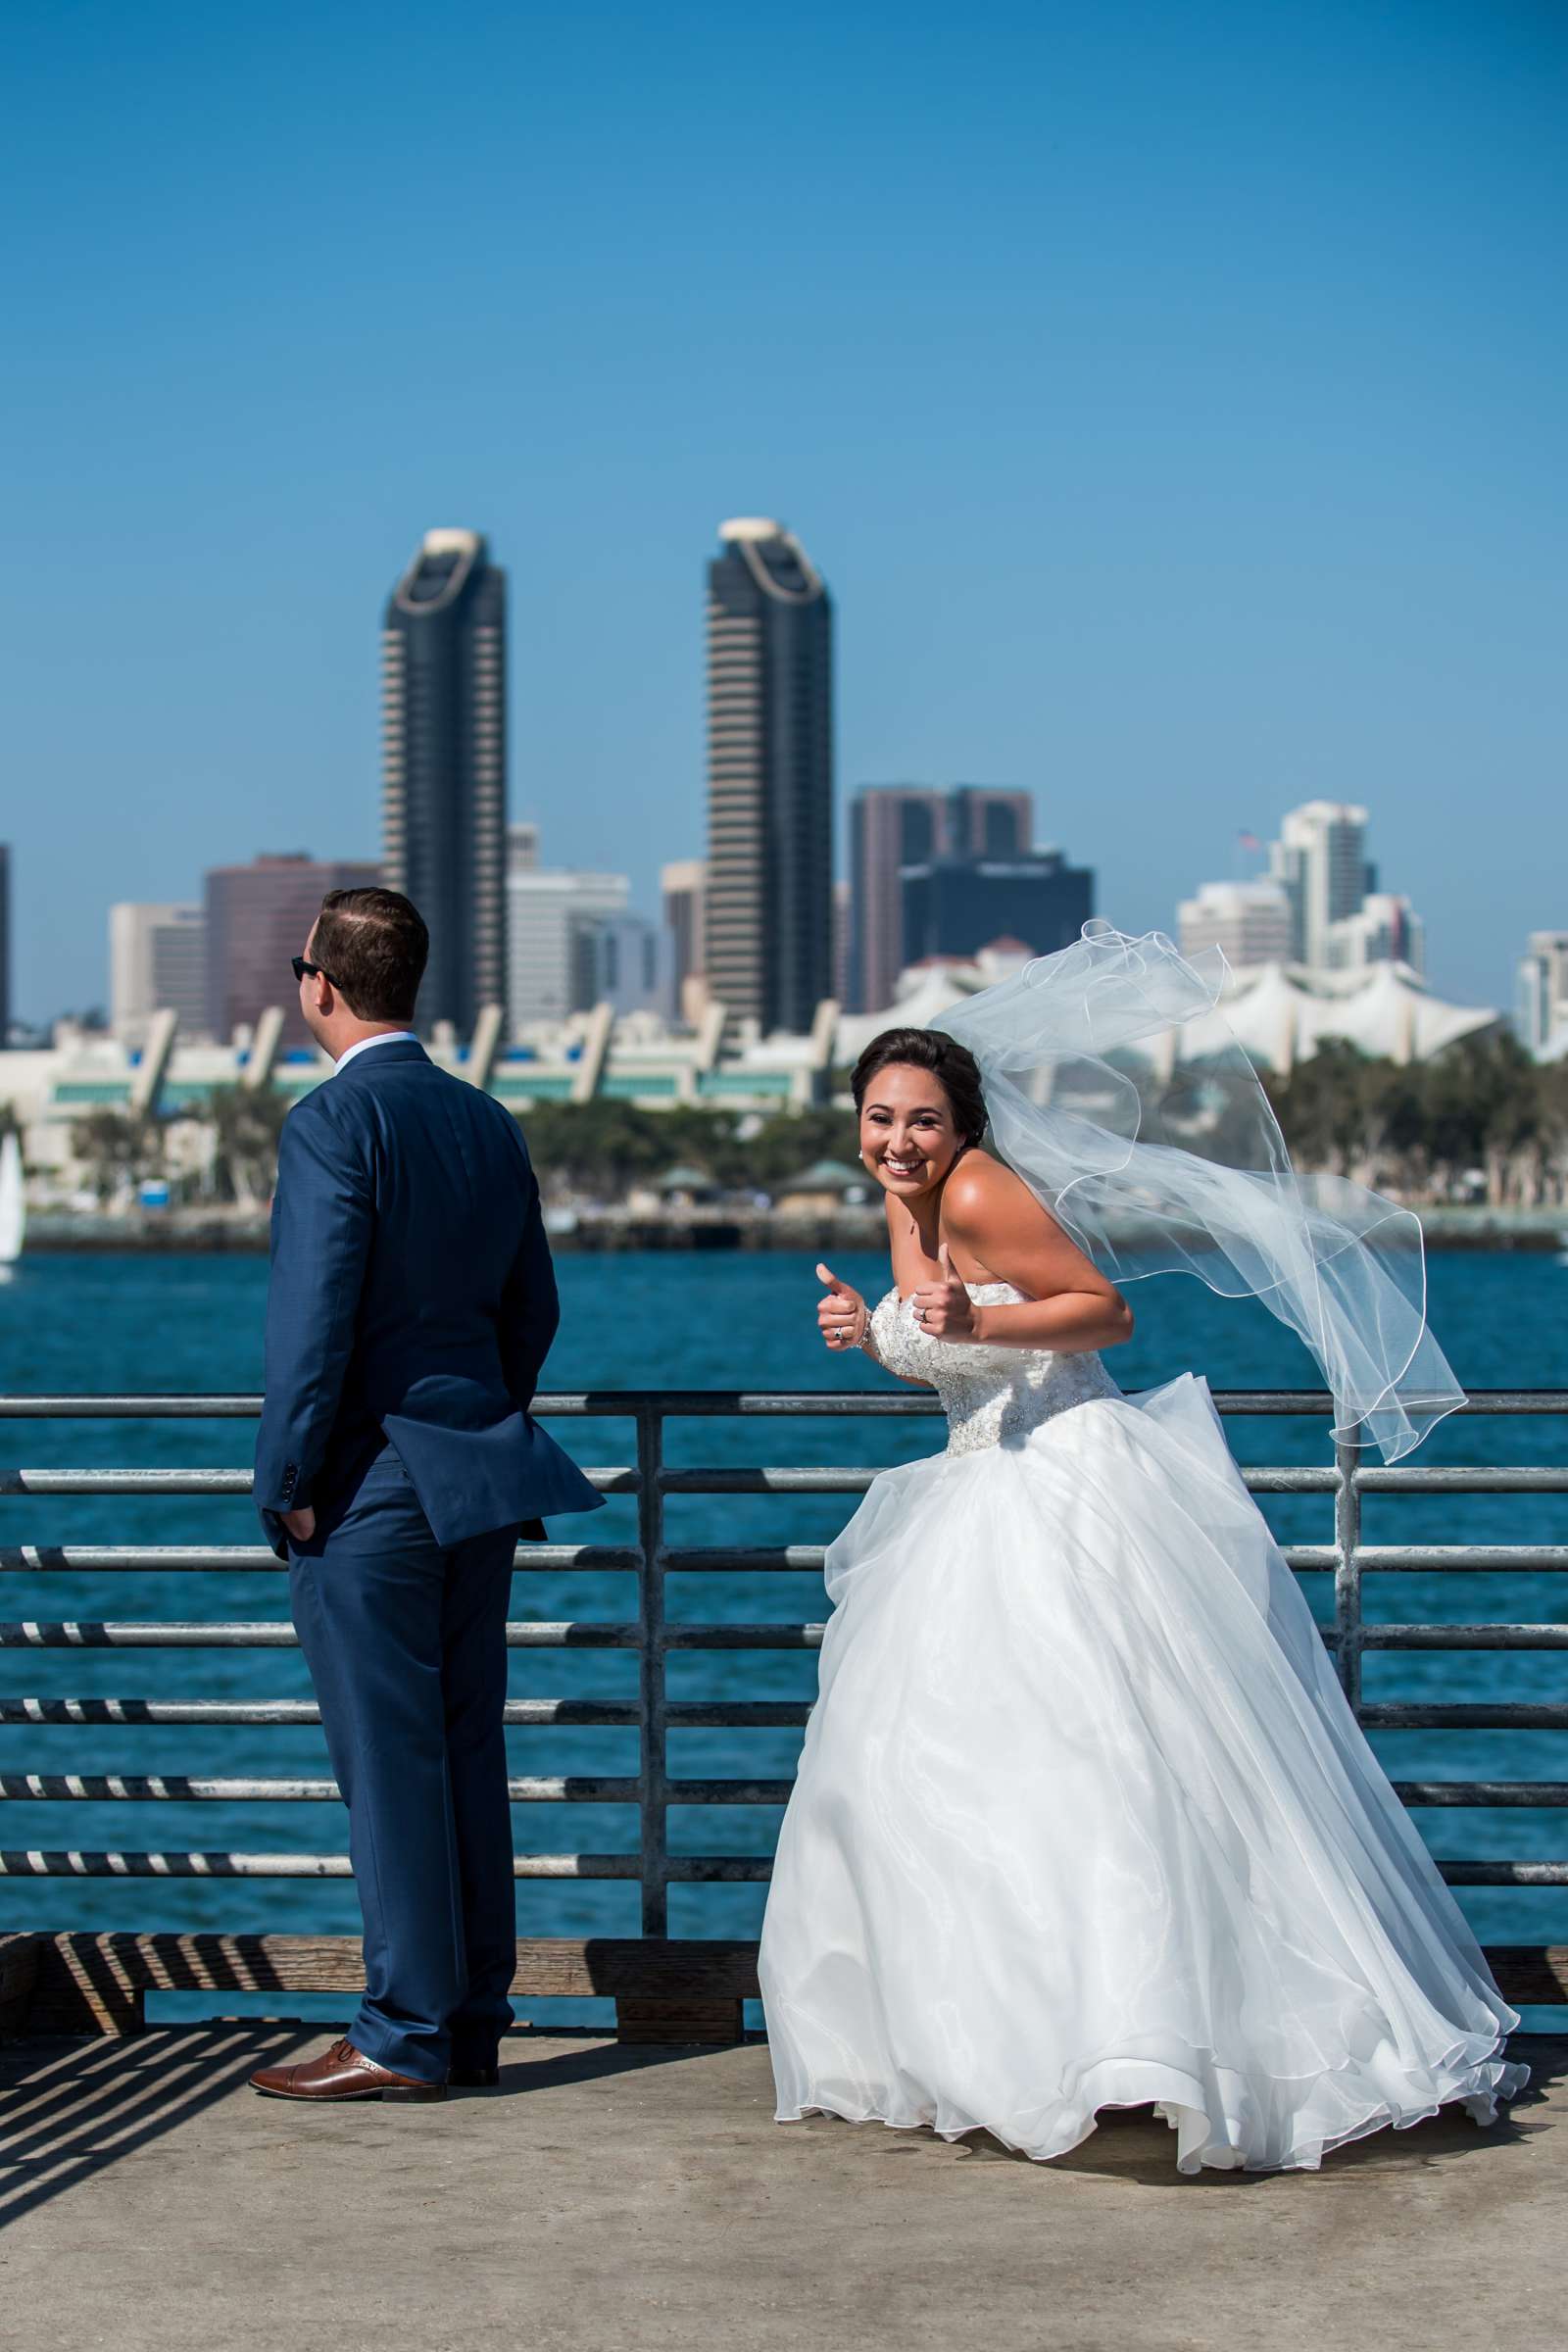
[4, 4, 1564, 1021]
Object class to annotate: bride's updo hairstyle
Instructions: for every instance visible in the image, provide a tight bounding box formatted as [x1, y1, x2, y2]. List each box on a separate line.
[850, 1028, 989, 1152]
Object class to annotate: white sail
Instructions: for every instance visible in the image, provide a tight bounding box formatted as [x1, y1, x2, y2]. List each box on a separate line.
[0, 1131, 24, 1263]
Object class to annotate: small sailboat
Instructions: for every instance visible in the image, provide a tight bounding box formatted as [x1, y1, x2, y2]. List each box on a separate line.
[0, 1130, 25, 1276]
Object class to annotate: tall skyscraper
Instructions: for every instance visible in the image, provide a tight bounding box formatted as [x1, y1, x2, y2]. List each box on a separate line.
[901, 847, 1093, 971]
[1269, 802, 1371, 969]
[381, 528, 508, 1036]
[205, 855, 381, 1048]
[705, 517, 833, 1034]
[0, 845, 10, 1047]
[110, 903, 210, 1046]
[1516, 931, 1568, 1054]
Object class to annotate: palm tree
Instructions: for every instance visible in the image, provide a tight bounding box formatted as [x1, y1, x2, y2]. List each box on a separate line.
[204, 1086, 291, 1210]
[71, 1109, 167, 1207]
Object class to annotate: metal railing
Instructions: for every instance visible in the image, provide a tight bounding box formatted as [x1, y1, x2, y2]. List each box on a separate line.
[2, 1389, 1567, 1928]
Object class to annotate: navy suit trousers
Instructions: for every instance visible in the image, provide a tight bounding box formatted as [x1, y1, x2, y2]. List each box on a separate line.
[288, 1446, 518, 2081]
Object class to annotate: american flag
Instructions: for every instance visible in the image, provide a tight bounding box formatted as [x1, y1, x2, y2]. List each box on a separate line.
[1237, 829, 1261, 852]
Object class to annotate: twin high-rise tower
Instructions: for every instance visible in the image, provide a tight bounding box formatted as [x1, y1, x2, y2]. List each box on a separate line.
[380, 529, 508, 1034]
[380, 515, 838, 1040]
[705, 518, 835, 1035]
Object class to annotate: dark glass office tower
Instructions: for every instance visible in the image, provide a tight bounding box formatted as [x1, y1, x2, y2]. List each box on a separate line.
[381, 530, 508, 1035]
[901, 847, 1095, 967]
[705, 519, 833, 1034]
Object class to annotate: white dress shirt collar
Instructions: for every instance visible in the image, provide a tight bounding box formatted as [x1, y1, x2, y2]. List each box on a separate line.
[334, 1030, 418, 1076]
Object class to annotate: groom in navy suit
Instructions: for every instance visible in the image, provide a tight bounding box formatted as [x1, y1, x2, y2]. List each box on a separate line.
[249, 887, 602, 2104]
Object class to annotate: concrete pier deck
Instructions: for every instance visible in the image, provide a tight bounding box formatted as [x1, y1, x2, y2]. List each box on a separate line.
[3, 2028, 1564, 2351]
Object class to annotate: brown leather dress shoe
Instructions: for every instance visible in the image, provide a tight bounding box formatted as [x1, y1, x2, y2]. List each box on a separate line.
[250, 2036, 447, 2102]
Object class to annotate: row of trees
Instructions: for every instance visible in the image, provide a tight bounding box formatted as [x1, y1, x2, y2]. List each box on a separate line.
[52, 1035, 1568, 1212]
[1265, 1036, 1568, 1208]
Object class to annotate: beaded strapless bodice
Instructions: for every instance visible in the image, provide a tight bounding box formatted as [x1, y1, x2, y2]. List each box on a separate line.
[869, 1282, 1119, 1457]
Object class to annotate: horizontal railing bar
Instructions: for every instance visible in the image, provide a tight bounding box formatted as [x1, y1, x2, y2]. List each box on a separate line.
[660, 1468, 880, 1495]
[0, 1775, 642, 1803]
[1351, 1548, 1568, 1573]
[1393, 1784, 1568, 1806]
[1438, 1863, 1568, 1886]
[1359, 1703, 1568, 1729]
[1362, 1625, 1568, 1649]
[662, 1624, 825, 1650]
[0, 1697, 642, 1726]
[662, 1547, 830, 1574]
[0, 1544, 644, 1574]
[1356, 1467, 1568, 1494]
[666, 1702, 813, 1728]
[7, 1773, 1561, 1810]
[0, 1622, 643, 1649]
[2, 1390, 1562, 1419]
[4, 1846, 1562, 1886]
[660, 1544, 1568, 1577]
[0, 1774, 794, 1805]
[10, 1462, 1566, 1498]
[0, 1467, 640, 1497]
[1, 1618, 1351, 1654]
[0, 1852, 646, 1879]
[6, 1538, 1565, 1578]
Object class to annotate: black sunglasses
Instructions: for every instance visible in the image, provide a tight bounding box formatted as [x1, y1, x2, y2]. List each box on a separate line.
[291, 956, 339, 988]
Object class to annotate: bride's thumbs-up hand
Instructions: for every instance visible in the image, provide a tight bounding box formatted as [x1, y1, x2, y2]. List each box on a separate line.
[816, 1263, 868, 1352]
[910, 1244, 977, 1343]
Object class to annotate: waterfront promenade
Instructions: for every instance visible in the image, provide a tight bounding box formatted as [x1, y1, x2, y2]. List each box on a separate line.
[4, 2025, 1565, 2351]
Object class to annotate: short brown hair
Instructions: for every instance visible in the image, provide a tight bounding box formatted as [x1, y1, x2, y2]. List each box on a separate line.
[850, 1027, 989, 1150]
[312, 888, 429, 1022]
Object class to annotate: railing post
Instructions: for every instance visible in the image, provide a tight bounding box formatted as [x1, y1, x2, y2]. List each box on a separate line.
[635, 1404, 668, 1937]
[1334, 1426, 1364, 1710]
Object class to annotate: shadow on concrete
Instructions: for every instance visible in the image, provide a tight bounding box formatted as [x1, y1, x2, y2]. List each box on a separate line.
[0, 2024, 741, 2227]
[0, 2025, 315, 2232]
[792, 2035, 1568, 2189]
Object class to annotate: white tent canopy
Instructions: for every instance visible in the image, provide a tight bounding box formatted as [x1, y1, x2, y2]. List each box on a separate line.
[838, 953, 1501, 1077]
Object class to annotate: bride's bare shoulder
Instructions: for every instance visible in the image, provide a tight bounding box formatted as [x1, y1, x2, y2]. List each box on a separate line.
[942, 1151, 1061, 1241]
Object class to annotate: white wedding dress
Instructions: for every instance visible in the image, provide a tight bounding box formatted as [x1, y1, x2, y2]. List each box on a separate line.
[759, 1282, 1527, 2175]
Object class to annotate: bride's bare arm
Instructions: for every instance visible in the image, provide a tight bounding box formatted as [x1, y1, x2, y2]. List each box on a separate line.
[923, 1157, 1134, 1353]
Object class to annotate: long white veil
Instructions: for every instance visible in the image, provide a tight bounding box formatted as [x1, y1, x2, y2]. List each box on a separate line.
[935, 922, 1462, 1462]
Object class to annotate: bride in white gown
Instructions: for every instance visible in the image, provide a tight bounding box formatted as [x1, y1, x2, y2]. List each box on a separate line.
[759, 926, 1526, 2175]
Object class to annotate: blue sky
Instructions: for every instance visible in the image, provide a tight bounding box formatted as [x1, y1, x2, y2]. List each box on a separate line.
[3, 0, 1563, 1019]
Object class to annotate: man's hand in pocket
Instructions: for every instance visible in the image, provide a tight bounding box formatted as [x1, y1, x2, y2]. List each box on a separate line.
[281, 1506, 317, 1544]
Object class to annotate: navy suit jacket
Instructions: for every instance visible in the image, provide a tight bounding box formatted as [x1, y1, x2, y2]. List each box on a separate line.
[254, 1037, 602, 1560]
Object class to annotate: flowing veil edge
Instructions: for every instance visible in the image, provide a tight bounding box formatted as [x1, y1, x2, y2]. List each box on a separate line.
[934, 922, 1463, 1463]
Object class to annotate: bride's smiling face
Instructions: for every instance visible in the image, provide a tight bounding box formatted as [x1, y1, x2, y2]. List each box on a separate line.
[858, 1064, 966, 1200]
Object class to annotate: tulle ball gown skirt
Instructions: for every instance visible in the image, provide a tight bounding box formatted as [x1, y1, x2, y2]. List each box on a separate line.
[759, 1376, 1526, 2175]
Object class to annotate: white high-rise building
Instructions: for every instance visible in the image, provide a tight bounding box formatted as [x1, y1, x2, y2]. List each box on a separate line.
[507, 868, 629, 1034]
[1269, 802, 1370, 969]
[1325, 893, 1426, 977]
[1177, 880, 1293, 971]
[109, 904, 209, 1048]
[1516, 931, 1568, 1054]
